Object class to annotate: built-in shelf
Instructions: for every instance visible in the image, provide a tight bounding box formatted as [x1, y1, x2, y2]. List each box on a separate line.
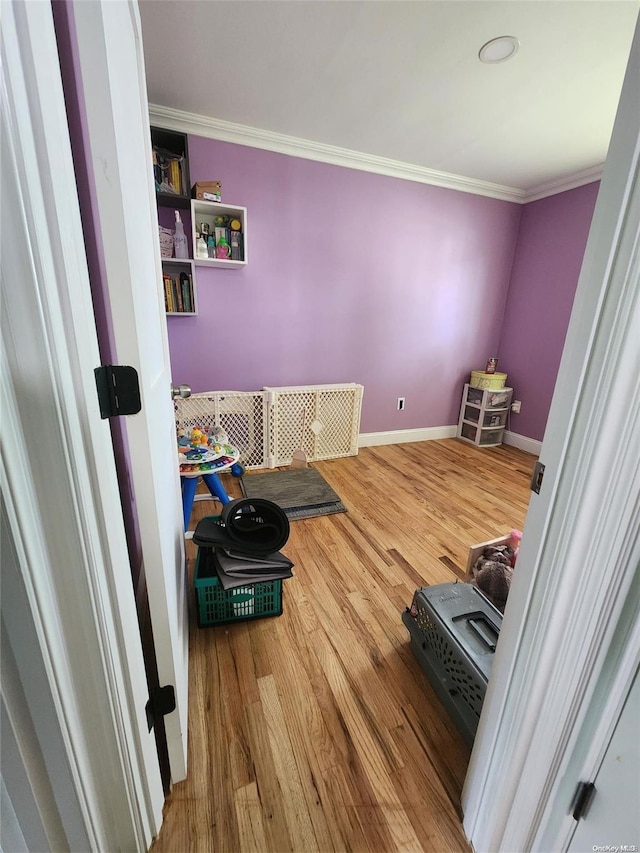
[151, 126, 249, 318]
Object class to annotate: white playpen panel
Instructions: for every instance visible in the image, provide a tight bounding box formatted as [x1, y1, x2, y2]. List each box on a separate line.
[174, 384, 363, 469]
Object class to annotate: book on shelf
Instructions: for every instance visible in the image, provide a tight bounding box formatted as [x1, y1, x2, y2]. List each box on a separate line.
[153, 146, 185, 196]
[180, 272, 192, 313]
[169, 160, 181, 195]
[174, 277, 183, 312]
[230, 230, 244, 261]
[163, 274, 173, 312]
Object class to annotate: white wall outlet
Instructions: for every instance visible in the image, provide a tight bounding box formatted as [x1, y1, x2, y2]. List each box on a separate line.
[397, 397, 406, 411]
[511, 400, 522, 413]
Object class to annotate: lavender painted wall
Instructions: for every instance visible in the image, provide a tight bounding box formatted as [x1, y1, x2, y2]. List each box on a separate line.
[497, 182, 600, 442]
[166, 137, 522, 433]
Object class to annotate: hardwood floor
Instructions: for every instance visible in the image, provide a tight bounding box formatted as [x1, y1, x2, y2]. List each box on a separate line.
[150, 439, 536, 853]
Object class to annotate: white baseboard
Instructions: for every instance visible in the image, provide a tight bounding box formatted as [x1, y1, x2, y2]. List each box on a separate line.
[358, 425, 457, 447]
[357, 426, 541, 455]
[503, 430, 542, 456]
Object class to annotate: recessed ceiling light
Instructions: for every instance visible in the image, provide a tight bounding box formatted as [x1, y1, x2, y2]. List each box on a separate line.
[479, 36, 520, 64]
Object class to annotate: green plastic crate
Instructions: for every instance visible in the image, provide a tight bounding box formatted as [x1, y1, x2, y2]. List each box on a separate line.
[194, 544, 283, 628]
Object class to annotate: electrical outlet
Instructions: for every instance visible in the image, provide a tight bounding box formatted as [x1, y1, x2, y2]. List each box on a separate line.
[511, 400, 522, 413]
[397, 397, 405, 411]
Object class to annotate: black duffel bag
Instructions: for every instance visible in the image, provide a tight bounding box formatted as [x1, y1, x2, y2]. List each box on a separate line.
[193, 498, 290, 556]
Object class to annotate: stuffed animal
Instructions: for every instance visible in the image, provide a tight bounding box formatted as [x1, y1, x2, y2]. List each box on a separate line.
[471, 543, 515, 612]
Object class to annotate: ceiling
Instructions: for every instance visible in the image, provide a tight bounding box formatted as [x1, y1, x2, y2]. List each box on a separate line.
[139, 1, 639, 200]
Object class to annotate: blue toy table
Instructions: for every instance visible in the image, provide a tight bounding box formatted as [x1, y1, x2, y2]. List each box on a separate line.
[179, 445, 241, 531]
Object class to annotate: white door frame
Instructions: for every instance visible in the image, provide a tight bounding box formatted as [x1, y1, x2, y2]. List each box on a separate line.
[1, 1, 163, 849]
[68, 0, 189, 781]
[463, 16, 640, 852]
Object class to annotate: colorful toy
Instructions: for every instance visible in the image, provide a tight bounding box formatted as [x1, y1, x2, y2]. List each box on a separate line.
[508, 529, 523, 566]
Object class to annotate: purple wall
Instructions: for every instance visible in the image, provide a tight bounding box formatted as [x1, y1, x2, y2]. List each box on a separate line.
[497, 182, 600, 441]
[167, 138, 522, 433]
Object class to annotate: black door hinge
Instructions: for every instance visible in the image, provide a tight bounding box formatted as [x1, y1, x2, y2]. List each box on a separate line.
[94, 365, 141, 419]
[571, 780, 596, 821]
[145, 685, 176, 732]
[531, 460, 546, 494]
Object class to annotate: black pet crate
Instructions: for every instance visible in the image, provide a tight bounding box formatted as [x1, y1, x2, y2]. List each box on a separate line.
[402, 581, 502, 747]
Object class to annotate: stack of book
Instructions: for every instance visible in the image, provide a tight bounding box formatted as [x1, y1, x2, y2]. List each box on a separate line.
[153, 147, 186, 196]
[211, 547, 293, 590]
[163, 272, 194, 313]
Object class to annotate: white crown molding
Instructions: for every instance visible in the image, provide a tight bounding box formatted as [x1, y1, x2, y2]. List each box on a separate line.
[149, 105, 526, 203]
[358, 426, 457, 447]
[149, 104, 603, 205]
[523, 164, 604, 203]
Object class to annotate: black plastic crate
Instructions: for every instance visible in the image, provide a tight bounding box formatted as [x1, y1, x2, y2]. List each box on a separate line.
[402, 581, 502, 747]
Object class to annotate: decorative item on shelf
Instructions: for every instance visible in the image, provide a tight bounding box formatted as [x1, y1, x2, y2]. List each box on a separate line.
[215, 234, 230, 259]
[173, 210, 188, 259]
[159, 225, 174, 258]
[485, 357, 498, 374]
[196, 234, 208, 260]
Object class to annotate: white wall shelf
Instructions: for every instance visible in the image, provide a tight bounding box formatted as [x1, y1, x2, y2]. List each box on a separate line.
[191, 200, 247, 268]
[151, 127, 248, 318]
[161, 258, 197, 316]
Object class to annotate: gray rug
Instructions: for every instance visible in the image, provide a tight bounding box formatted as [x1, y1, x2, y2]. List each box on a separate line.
[240, 467, 346, 520]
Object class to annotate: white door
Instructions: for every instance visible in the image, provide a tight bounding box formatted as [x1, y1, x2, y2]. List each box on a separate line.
[567, 668, 640, 852]
[69, 1, 189, 780]
[2, 1, 164, 848]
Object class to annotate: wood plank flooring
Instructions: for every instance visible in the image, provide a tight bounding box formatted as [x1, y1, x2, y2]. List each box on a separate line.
[150, 439, 536, 853]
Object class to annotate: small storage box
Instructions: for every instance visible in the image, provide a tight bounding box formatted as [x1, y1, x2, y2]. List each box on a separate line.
[192, 181, 222, 202]
[470, 371, 507, 390]
[402, 582, 502, 747]
[194, 546, 283, 627]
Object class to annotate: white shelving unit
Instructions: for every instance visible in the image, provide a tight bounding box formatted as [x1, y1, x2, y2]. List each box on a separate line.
[161, 258, 197, 316]
[151, 125, 249, 318]
[191, 200, 248, 269]
[457, 383, 513, 447]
